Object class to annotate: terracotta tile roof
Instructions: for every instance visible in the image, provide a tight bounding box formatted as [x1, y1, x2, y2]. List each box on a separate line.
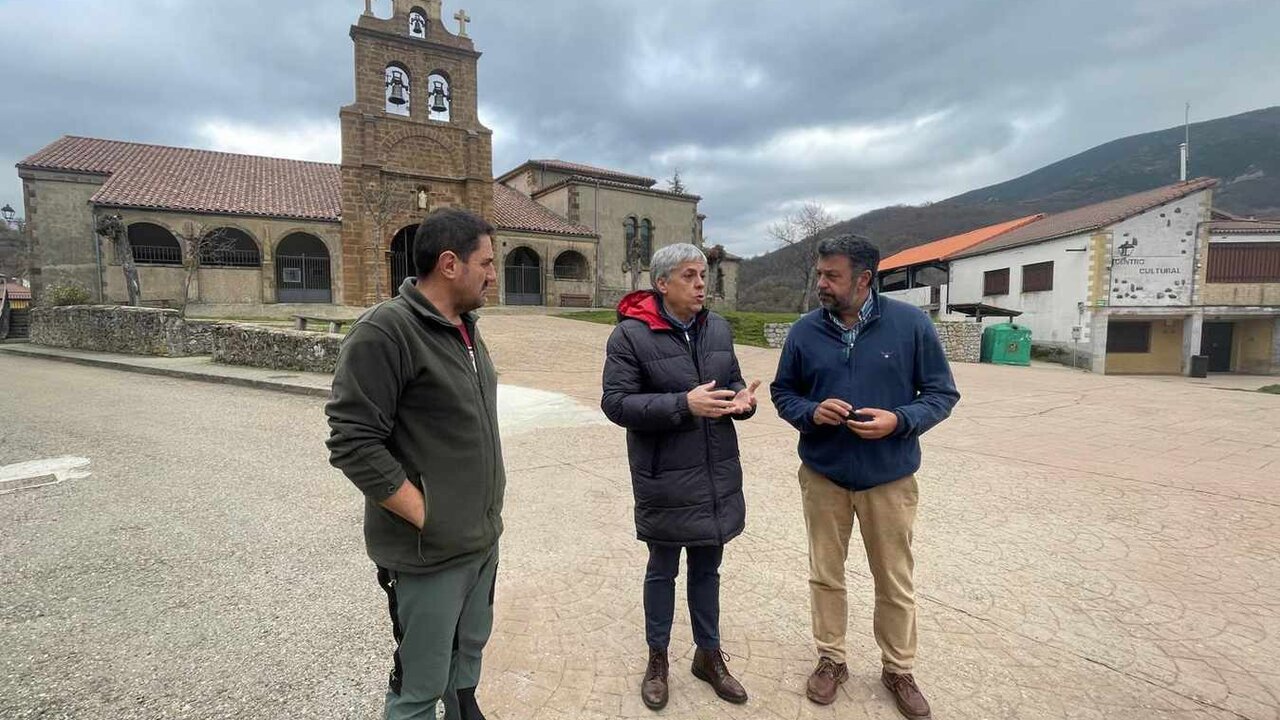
[499, 159, 657, 188]
[492, 183, 597, 238]
[950, 178, 1218, 259]
[1208, 219, 1280, 234]
[18, 136, 342, 222]
[3, 282, 31, 301]
[879, 214, 1045, 272]
[533, 175, 700, 201]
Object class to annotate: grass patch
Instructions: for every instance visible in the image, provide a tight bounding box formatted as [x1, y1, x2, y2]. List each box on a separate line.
[1259, 384, 1280, 395]
[558, 309, 799, 348]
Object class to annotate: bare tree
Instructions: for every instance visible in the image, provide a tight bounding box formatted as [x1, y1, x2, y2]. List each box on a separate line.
[95, 213, 141, 307]
[767, 202, 834, 312]
[176, 223, 237, 317]
[361, 179, 405, 302]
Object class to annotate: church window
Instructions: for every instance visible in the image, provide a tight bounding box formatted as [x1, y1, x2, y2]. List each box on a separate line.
[385, 64, 411, 116]
[409, 8, 428, 38]
[427, 72, 451, 122]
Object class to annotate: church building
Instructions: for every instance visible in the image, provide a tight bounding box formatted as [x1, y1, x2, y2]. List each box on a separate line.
[15, 0, 740, 313]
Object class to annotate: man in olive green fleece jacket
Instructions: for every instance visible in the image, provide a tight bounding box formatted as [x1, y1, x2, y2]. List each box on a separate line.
[326, 208, 504, 720]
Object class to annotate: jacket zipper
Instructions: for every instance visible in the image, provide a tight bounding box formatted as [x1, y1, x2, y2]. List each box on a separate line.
[685, 324, 723, 545]
[456, 326, 499, 541]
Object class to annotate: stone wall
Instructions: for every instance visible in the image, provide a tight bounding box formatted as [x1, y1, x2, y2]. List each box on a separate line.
[32, 305, 191, 356]
[210, 324, 344, 373]
[934, 321, 982, 364]
[762, 320, 983, 364]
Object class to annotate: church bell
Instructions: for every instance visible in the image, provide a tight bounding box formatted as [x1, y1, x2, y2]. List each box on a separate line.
[387, 71, 408, 105]
[430, 81, 450, 113]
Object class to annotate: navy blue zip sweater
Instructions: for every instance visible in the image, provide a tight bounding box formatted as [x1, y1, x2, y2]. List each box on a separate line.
[770, 294, 960, 491]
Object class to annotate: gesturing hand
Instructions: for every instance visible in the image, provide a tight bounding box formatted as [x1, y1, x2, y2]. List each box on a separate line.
[730, 380, 762, 415]
[687, 380, 738, 418]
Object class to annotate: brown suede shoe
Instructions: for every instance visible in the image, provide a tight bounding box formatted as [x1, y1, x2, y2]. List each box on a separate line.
[882, 670, 932, 719]
[805, 657, 849, 705]
[691, 648, 748, 704]
[641, 648, 669, 710]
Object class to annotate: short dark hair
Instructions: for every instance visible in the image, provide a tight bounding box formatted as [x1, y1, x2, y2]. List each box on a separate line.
[412, 208, 495, 276]
[817, 233, 880, 276]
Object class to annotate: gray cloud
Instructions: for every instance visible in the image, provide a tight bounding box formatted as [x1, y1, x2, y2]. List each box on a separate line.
[2, 0, 1278, 257]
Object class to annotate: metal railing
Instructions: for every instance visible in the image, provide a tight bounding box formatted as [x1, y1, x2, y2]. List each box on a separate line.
[199, 248, 262, 268]
[131, 244, 182, 265]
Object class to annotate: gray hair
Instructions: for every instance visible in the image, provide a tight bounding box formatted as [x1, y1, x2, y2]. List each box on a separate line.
[649, 243, 707, 288]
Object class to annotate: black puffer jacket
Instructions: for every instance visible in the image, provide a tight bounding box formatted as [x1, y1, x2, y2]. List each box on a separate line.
[601, 290, 752, 546]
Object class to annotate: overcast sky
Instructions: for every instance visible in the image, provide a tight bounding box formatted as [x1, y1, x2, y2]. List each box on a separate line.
[2, 0, 1278, 256]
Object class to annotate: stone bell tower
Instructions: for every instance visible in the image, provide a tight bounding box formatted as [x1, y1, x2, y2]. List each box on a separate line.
[339, 0, 493, 305]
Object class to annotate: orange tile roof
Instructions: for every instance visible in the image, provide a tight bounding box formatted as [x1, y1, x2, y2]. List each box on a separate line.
[19, 136, 343, 222]
[492, 183, 598, 238]
[879, 214, 1045, 272]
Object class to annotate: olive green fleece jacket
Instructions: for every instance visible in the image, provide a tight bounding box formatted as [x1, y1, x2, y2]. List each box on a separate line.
[325, 277, 505, 573]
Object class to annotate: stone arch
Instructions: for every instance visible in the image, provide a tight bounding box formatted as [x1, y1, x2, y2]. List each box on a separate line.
[385, 62, 411, 116]
[426, 69, 452, 122]
[199, 226, 262, 267]
[274, 232, 332, 303]
[553, 250, 589, 281]
[388, 224, 418, 296]
[380, 128, 461, 177]
[126, 222, 182, 266]
[504, 246, 543, 306]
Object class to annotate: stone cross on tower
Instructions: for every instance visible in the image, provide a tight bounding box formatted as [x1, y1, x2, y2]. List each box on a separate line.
[453, 9, 471, 37]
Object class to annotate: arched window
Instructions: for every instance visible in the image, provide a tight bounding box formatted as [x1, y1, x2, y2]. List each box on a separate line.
[385, 64, 411, 116]
[275, 232, 331, 303]
[127, 222, 181, 266]
[640, 219, 654, 266]
[624, 216, 637, 257]
[554, 250, 589, 281]
[427, 71, 451, 122]
[408, 7, 427, 37]
[198, 227, 261, 267]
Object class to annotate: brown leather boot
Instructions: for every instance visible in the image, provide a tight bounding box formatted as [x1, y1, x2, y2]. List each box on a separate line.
[640, 647, 669, 710]
[691, 647, 748, 703]
[882, 670, 932, 719]
[805, 657, 849, 705]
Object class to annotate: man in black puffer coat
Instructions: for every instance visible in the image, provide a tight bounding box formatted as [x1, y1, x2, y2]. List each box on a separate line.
[602, 243, 761, 711]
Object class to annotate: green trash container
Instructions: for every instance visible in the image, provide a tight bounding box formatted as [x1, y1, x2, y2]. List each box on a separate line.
[980, 322, 1032, 366]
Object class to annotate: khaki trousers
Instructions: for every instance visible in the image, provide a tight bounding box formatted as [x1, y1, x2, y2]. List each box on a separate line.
[798, 464, 918, 673]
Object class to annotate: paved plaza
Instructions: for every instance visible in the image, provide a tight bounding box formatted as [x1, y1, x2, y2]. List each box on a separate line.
[2, 315, 1278, 719]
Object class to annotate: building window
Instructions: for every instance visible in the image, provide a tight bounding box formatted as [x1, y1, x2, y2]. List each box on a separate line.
[1206, 242, 1280, 283]
[408, 7, 427, 37]
[385, 64, 411, 116]
[1107, 321, 1151, 353]
[426, 72, 451, 122]
[983, 268, 1010, 296]
[127, 222, 182, 266]
[640, 219, 653, 266]
[553, 250, 589, 280]
[1022, 261, 1053, 292]
[198, 227, 262, 268]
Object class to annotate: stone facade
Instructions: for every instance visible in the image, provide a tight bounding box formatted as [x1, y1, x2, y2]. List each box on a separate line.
[32, 305, 191, 356]
[763, 323, 792, 349]
[340, 0, 493, 306]
[494, 231, 598, 307]
[210, 324, 344, 373]
[935, 321, 983, 363]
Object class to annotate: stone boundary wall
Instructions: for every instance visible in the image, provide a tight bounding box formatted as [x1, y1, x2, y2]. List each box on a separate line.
[762, 320, 983, 364]
[32, 306, 191, 356]
[210, 324, 344, 374]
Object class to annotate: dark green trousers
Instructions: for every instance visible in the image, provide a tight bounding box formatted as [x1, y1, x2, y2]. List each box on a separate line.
[377, 547, 498, 720]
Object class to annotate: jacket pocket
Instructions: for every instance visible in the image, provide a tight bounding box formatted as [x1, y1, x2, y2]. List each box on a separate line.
[415, 473, 433, 560]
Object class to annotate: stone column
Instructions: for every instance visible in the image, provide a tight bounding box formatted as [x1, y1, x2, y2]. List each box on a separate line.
[1182, 310, 1204, 375]
[1271, 316, 1280, 373]
[1090, 310, 1110, 374]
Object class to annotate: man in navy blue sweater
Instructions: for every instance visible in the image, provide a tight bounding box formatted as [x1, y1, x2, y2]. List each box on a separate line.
[771, 235, 959, 719]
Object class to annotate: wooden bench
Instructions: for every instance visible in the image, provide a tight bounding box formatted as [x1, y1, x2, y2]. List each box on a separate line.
[559, 293, 593, 308]
[293, 315, 346, 333]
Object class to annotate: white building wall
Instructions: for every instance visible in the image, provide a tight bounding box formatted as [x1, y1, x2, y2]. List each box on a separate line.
[948, 232, 1092, 346]
[1106, 191, 1205, 307]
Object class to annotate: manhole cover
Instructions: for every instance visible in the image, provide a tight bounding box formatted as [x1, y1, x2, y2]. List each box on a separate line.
[0, 457, 91, 494]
